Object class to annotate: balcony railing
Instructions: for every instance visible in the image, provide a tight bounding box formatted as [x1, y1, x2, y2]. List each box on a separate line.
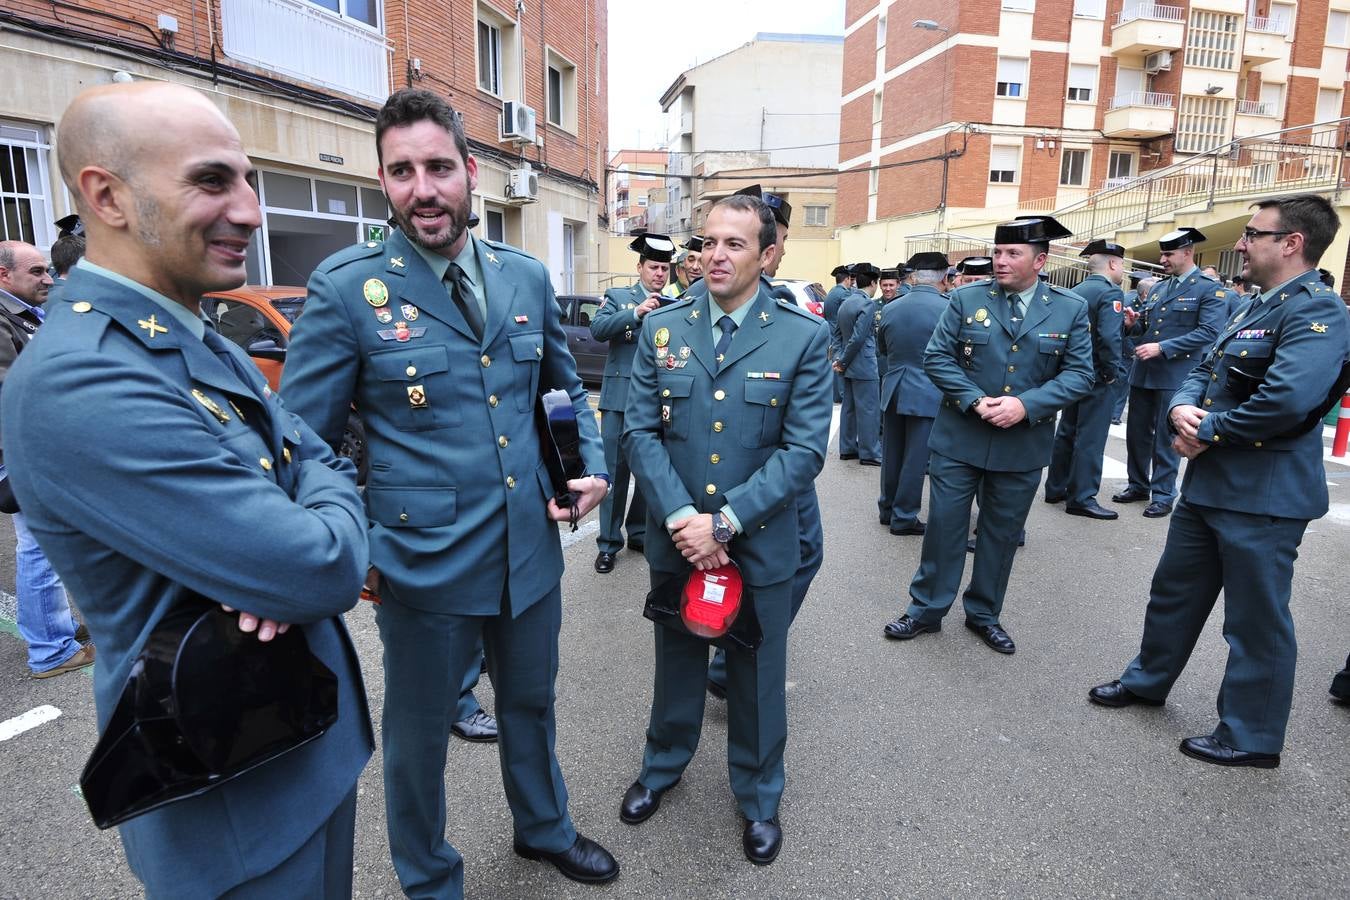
[1236, 99, 1278, 117]
[1109, 90, 1176, 110]
[221, 0, 391, 102]
[1246, 14, 1290, 35]
[1115, 3, 1184, 27]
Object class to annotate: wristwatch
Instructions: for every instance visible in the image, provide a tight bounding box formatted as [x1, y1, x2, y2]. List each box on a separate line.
[711, 512, 735, 544]
[592, 473, 612, 495]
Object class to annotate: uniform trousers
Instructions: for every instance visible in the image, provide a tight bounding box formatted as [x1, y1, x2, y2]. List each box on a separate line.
[878, 411, 934, 528]
[218, 787, 358, 900]
[707, 487, 823, 689]
[1044, 382, 1115, 506]
[1124, 386, 1180, 503]
[839, 377, 880, 460]
[906, 452, 1040, 627]
[596, 409, 646, 553]
[377, 586, 575, 900]
[1119, 500, 1306, 754]
[640, 577, 792, 822]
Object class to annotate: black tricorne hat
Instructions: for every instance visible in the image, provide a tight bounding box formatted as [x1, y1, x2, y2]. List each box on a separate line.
[906, 251, 950, 271]
[1079, 239, 1125, 258]
[733, 184, 792, 228]
[629, 233, 677, 263]
[957, 256, 993, 275]
[1158, 227, 1205, 251]
[993, 216, 1072, 245]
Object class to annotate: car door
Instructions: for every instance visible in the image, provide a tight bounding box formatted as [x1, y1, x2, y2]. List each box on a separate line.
[557, 294, 607, 387]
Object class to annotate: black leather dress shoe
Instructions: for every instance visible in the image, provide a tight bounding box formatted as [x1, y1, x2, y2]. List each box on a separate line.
[839, 453, 859, 460]
[890, 521, 926, 536]
[594, 551, 616, 573]
[1112, 488, 1149, 503]
[1044, 493, 1066, 504]
[859, 458, 881, 467]
[742, 818, 782, 865]
[1142, 501, 1173, 518]
[619, 778, 678, 824]
[514, 834, 619, 884]
[1066, 500, 1119, 520]
[965, 621, 1015, 654]
[626, 539, 645, 552]
[1179, 735, 1280, 769]
[1087, 679, 1164, 708]
[883, 614, 941, 640]
[451, 709, 499, 743]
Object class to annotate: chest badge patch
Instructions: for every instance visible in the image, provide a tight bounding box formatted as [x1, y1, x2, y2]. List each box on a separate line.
[654, 327, 670, 348]
[1312, 322, 1329, 333]
[400, 304, 419, 321]
[515, 315, 529, 324]
[974, 308, 988, 323]
[375, 307, 393, 324]
[364, 278, 389, 307]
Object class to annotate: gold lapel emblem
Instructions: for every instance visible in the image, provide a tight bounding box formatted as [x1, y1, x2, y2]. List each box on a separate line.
[364, 278, 390, 307]
[654, 327, 670, 348]
[389, 256, 405, 268]
[689, 309, 701, 319]
[1311, 322, 1329, 333]
[138, 314, 168, 338]
[974, 308, 988, 323]
[486, 251, 500, 265]
[759, 311, 770, 322]
[191, 389, 231, 423]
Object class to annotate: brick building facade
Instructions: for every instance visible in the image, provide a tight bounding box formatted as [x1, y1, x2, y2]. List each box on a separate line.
[0, 0, 607, 292]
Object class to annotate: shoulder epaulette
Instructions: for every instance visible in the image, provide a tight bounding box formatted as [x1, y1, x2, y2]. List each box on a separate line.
[774, 297, 818, 321]
[315, 239, 384, 273]
[648, 297, 693, 318]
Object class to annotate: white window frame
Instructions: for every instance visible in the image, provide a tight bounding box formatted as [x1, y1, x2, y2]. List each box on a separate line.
[996, 57, 1028, 99]
[1003, 0, 1035, 11]
[477, 19, 501, 95]
[804, 205, 829, 226]
[252, 168, 387, 286]
[1329, 10, 1350, 48]
[1184, 10, 1239, 71]
[1107, 149, 1136, 183]
[545, 46, 578, 134]
[1072, 0, 1106, 18]
[989, 144, 1020, 184]
[1067, 64, 1097, 103]
[476, 3, 519, 100]
[305, 0, 381, 32]
[1176, 95, 1232, 153]
[877, 12, 887, 48]
[1059, 148, 1089, 186]
[0, 121, 55, 253]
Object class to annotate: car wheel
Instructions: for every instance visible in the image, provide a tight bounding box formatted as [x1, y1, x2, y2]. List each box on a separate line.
[340, 413, 369, 486]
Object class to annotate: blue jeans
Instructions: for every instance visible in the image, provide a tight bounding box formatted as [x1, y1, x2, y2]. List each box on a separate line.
[13, 512, 81, 673]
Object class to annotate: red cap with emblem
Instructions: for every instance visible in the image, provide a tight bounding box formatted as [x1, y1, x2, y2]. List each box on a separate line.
[680, 562, 744, 638]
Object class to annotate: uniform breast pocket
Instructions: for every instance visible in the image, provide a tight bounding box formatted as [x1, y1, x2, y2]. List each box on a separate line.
[1169, 301, 1199, 327]
[368, 345, 459, 430]
[657, 374, 695, 441]
[1037, 337, 1067, 378]
[742, 379, 791, 449]
[956, 329, 990, 369]
[509, 331, 544, 411]
[1222, 340, 1275, 400]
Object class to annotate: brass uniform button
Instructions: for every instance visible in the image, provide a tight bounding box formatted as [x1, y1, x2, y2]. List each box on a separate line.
[259, 457, 273, 471]
[282, 448, 292, 463]
[662, 389, 671, 398]
[1204, 399, 1212, 406]
[536, 346, 543, 358]
[1213, 434, 1222, 442]
[1254, 441, 1263, 447]
[1239, 350, 1248, 357]
[506, 475, 516, 488]
[1007, 365, 1015, 372]
[399, 513, 409, 522]
[72, 301, 92, 313]
[1211, 374, 1218, 381]
[770, 398, 778, 407]
[481, 354, 491, 367]
[1011, 344, 1018, 351]
[705, 483, 716, 495]
[498, 435, 509, 447]
[489, 394, 499, 407]
[1004, 385, 1012, 392]
[713, 421, 724, 432]
[714, 389, 725, 401]
[406, 365, 417, 377]
[710, 453, 720, 464]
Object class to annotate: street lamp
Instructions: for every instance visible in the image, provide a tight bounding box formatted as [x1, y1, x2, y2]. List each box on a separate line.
[913, 20, 954, 232]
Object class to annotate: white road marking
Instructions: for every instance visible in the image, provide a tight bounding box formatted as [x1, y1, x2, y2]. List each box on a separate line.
[829, 403, 841, 450]
[560, 518, 600, 550]
[0, 705, 61, 742]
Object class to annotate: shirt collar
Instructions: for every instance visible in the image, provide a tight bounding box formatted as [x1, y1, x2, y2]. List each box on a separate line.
[1254, 269, 1315, 305]
[0, 287, 44, 321]
[408, 234, 483, 289]
[1175, 265, 1198, 282]
[76, 259, 205, 338]
[709, 287, 760, 330]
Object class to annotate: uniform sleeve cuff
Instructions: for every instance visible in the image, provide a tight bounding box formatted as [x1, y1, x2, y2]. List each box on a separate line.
[719, 504, 743, 534]
[665, 504, 698, 531]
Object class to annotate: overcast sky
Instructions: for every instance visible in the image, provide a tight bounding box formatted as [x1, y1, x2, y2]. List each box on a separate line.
[606, 1, 844, 153]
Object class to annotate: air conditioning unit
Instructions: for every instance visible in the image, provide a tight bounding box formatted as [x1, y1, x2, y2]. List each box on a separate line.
[1144, 50, 1172, 74]
[506, 167, 539, 203]
[501, 101, 537, 143]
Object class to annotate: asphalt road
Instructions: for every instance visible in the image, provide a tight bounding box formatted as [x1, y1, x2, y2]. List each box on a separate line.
[1, 415, 1348, 899]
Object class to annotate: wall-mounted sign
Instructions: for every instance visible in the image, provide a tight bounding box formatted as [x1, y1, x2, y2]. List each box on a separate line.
[319, 153, 344, 165]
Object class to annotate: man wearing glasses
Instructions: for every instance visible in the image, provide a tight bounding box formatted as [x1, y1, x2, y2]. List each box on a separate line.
[1090, 194, 1350, 768]
[1113, 227, 1227, 518]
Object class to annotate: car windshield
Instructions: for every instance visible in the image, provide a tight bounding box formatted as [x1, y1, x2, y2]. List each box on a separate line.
[271, 297, 307, 323]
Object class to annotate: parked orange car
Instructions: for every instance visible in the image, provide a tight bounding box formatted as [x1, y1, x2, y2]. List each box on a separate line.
[203, 286, 368, 482]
